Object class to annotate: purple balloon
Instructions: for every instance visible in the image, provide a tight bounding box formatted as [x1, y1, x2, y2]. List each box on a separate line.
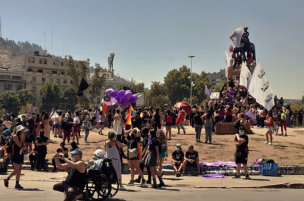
[118, 90, 126, 100]
[129, 95, 138, 103]
[123, 103, 130, 108]
[105, 89, 113, 97]
[125, 90, 132, 100]
[111, 90, 118, 98]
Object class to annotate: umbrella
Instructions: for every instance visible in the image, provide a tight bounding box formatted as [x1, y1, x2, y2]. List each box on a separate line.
[174, 101, 192, 114]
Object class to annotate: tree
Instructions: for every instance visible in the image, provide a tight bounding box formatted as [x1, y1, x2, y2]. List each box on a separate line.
[63, 87, 78, 106]
[19, 103, 39, 115]
[163, 65, 210, 105]
[211, 81, 226, 92]
[118, 83, 145, 93]
[66, 56, 79, 92]
[146, 82, 170, 109]
[90, 66, 106, 103]
[79, 59, 90, 81]
[17, 89, 33, 106]
[0, 91, 21, 114]
[39, 82, 60, 111]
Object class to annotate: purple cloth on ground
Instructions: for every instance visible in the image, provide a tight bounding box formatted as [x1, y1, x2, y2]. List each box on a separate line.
[203, 174, 225, 178]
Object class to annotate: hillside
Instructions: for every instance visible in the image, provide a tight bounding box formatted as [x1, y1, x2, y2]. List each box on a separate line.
[0, 37, 47, 67]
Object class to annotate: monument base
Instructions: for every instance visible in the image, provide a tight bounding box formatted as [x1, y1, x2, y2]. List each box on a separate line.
[215, 122, 252, 135]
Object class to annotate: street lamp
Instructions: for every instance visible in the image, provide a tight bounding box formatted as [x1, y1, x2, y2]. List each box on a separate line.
[188, 56, 195, 105]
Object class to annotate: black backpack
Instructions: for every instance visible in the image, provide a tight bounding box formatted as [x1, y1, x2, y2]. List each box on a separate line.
[101, 158, 118, 184]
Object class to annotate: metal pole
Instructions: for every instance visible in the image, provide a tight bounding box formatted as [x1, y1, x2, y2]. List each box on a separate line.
[188, 56, 195, 106]
[190, 58, 193, 105]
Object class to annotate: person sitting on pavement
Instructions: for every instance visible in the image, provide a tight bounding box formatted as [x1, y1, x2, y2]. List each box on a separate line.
[90, 149, 105, 170]
[181, 145, 201, 175]
[172, 144, 184, 177]
[53, 149, 86, 201]
[52, 142, 69, 172]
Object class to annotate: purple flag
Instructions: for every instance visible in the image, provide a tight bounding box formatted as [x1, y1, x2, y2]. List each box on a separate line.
[205, 85, 211, 96]
[245, 110, 257, 124]
[29, 104, 34, 115]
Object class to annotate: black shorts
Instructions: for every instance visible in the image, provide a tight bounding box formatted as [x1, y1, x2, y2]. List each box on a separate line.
[12, 155, 24, 164]
[25, 135, 35, 143]
[235, 151, 248, 164]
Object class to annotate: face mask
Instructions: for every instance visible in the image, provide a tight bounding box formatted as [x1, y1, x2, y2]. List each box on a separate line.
[71, 157, 75, 162]
[240, 131, 245, 135]
[26, 123, 29, 126]
[176, 148, 180, 151]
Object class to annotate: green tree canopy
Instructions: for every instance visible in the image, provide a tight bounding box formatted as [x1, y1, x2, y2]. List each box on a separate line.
[118, 83, 145, 93]
[0, 91, 21, 114]
[146, 82, 170, 109]
[17, 89, 33, 106]
[39, 82, 60, 111]
[91, 66, 106, 104]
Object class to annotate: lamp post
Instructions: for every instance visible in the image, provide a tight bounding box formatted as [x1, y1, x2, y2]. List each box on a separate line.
[188, 56, 195, 105]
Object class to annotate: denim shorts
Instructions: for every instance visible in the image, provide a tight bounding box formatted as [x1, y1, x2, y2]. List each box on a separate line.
[54, 124, 60, 129]
[268, 127, 274, 131]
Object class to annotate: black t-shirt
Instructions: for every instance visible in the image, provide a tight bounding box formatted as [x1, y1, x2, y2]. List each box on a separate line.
[234, 134, 249, 152]
[142, 137, 149, 150]
[132, 117, 142, 129]
[127, 136, 140, 149]
[148, 138, 159, 152]
[62, 117, 73, 130]
[194, 115, 203, 125]
[186, 150, 199, 160]
[36, 135, 48, 152]
[172, 151, 184, 161]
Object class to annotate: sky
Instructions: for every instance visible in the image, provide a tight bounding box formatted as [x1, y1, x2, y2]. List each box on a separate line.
[0, 0, 304, 99]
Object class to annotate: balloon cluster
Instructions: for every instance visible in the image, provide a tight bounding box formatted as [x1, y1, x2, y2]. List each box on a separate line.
[103, 89, 138, 108]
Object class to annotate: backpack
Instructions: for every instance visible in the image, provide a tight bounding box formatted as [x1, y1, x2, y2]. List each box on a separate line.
[101, 158, 118, 184]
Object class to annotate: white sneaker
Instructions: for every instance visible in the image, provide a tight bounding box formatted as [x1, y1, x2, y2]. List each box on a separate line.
[268, 143, 272, 145]
[120, 185, 126, 190]
[264, 141, 268, 144]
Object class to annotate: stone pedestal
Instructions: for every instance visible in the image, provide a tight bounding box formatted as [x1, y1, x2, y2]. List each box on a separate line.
[227, 66, 241, 79]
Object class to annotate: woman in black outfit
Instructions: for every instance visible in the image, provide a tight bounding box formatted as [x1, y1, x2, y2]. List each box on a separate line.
[35, 124, 49, 171]
[153, 108, 161, 131]
[125, 129, 146, 186]
[4, 125, 26, 189]
[142, 129, 165, 188]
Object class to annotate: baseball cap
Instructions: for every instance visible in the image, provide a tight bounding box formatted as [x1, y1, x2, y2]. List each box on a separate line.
[70, 149, 83, 155]
[94, 149, 104, 158]
[2, 129, 11, 134]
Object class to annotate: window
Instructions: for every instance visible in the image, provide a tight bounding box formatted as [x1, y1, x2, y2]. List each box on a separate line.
[70, 80, 73, 84]
[220, 75, 224, 77]
[53, 60, 59, 66]
[63, 79, 67, 83]
[17, 85, 23, 91]
[12, 76, 22, 80]
[28, 58, 35, 63]
[56, 79, 60, 84]
[32, 77, 36, 82]
[32, 86, 36, 91]
[39, 58, 47, 64]
[4, 84, 11, 90]
[42, 78, 46, 82]
[61, 62, 65, 66]
[27, 68, 33, 72]
[61, 72, 65, 75]
[49, 78, 53, 83]
[52, 71, 57, 74]
[37, 69, 43, 73]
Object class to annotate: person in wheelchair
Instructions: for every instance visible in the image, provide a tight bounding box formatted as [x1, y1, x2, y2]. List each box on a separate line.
[53, 149, 86, 201]
[90, 149, 105, 170]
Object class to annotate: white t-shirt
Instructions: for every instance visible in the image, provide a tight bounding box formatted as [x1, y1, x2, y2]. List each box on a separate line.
[74, 116, 80, 123]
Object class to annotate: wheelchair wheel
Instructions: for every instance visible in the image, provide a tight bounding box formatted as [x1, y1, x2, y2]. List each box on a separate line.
[110, 181, 119, 197]
[85, 174, 111, 201]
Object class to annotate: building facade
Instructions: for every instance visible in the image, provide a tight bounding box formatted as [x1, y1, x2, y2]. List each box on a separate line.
[0, 69, 25, 93]
[207, 68, 226, 86]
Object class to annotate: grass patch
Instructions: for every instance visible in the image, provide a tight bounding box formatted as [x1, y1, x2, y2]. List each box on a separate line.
[294, 143, 304, 150]
[279, 156, 289, 159]
[297, 155, 304, 159]
[289, 142, 296, 145]
[251, 138, 264, 142]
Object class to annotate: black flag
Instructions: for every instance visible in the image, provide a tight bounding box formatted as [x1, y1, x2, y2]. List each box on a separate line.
[78, 78, 89, 96]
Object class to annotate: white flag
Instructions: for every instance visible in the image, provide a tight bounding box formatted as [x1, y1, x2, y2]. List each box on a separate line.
[230, 26, 245, 47]
[225, 50, 231, 78]
[248, 61, 274, 111]
[239, 62, 251, 88]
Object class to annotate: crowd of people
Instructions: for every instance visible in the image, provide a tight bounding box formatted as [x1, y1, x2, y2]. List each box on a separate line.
[0, 78, 303, 197]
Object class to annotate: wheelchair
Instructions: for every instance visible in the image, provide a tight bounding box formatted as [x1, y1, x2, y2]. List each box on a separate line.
[83, 158, 119, 201]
